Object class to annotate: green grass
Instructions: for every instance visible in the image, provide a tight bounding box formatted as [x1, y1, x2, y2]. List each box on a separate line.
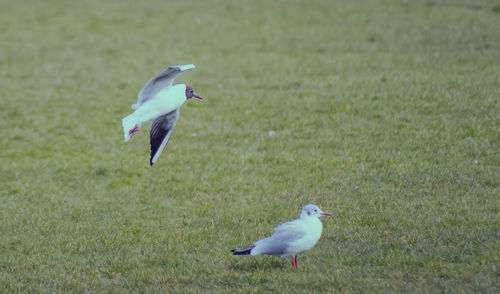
[1, 0, 499, 292]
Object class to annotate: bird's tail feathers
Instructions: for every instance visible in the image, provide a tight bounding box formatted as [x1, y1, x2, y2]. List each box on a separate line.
[231, 245, 255, 255]
[122, 114, 138, 142]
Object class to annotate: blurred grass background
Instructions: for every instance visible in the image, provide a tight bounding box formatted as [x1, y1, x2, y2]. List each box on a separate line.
[0, 0, 499, 292]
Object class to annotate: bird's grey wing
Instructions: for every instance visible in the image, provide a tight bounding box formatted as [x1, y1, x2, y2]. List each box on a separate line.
[149, 108, 180, 166]
[253, 220, 306, 256]
[132, 64, 195, 109]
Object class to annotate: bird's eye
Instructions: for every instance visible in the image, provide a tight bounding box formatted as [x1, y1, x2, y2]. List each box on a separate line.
[314, 209, 317, 212]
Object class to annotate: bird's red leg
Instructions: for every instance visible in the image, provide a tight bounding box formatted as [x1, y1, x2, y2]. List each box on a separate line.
[129, 124, 140, 136]
[291, 257, 295, 269]
[294, 256, 298, 269]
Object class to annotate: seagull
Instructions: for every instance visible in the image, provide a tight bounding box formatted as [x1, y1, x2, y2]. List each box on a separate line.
[122, 64, 203, 166]
[231, 204, 331, 269]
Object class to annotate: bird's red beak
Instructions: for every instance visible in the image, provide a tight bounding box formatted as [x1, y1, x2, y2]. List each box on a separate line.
[320, 212, 332, 216]
[194, 94, 203, 100]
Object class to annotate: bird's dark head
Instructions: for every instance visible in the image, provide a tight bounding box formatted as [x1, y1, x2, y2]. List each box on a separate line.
[185, 85, 203, 100]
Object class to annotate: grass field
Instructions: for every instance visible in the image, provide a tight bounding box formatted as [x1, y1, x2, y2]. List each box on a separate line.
[1, 0, 499, 292]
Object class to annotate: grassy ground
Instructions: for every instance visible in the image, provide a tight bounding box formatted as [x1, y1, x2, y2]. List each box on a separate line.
[1, 0, 499, 292]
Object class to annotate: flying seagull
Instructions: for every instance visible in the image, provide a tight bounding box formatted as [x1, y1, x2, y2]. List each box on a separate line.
[231, 204, 331, 269]
[122, 64, 203, 166]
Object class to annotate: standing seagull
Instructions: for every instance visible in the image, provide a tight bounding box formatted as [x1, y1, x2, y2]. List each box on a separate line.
[231, 204, 331, 269]
[122, 64, 203, 166]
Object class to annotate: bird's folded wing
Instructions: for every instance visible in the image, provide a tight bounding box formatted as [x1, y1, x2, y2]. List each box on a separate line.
[149, 109, 180, 166]
[253, 221, 306, 255]
[273, 219, 305, 235]
[132, 64, 195, 109]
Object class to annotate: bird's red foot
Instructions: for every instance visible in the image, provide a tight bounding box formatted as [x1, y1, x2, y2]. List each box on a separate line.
[291, 256, 298, 269]
[129, 124, 140, 136]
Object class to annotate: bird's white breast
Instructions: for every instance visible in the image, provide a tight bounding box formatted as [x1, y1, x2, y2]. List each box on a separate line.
[134, 84, 187, 124]
[286, 218, 323, 255]
[154, 84, 187, 112]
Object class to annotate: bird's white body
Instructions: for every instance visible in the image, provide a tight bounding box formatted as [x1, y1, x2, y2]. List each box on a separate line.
[251, 208, 324, 258]
[232, 204, 331, 268]
[121, 64, 202, 166]
[262, 217, 322, 258]
[122, 84, 187, 142]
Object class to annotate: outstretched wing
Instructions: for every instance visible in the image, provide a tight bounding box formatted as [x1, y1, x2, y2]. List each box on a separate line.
[149, 108, 180, 166]
[132, 64, 195, 110]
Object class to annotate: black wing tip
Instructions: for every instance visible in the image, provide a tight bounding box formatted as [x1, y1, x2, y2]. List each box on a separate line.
[231, 246, 255, 255]
[150, 149, 156, 166]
